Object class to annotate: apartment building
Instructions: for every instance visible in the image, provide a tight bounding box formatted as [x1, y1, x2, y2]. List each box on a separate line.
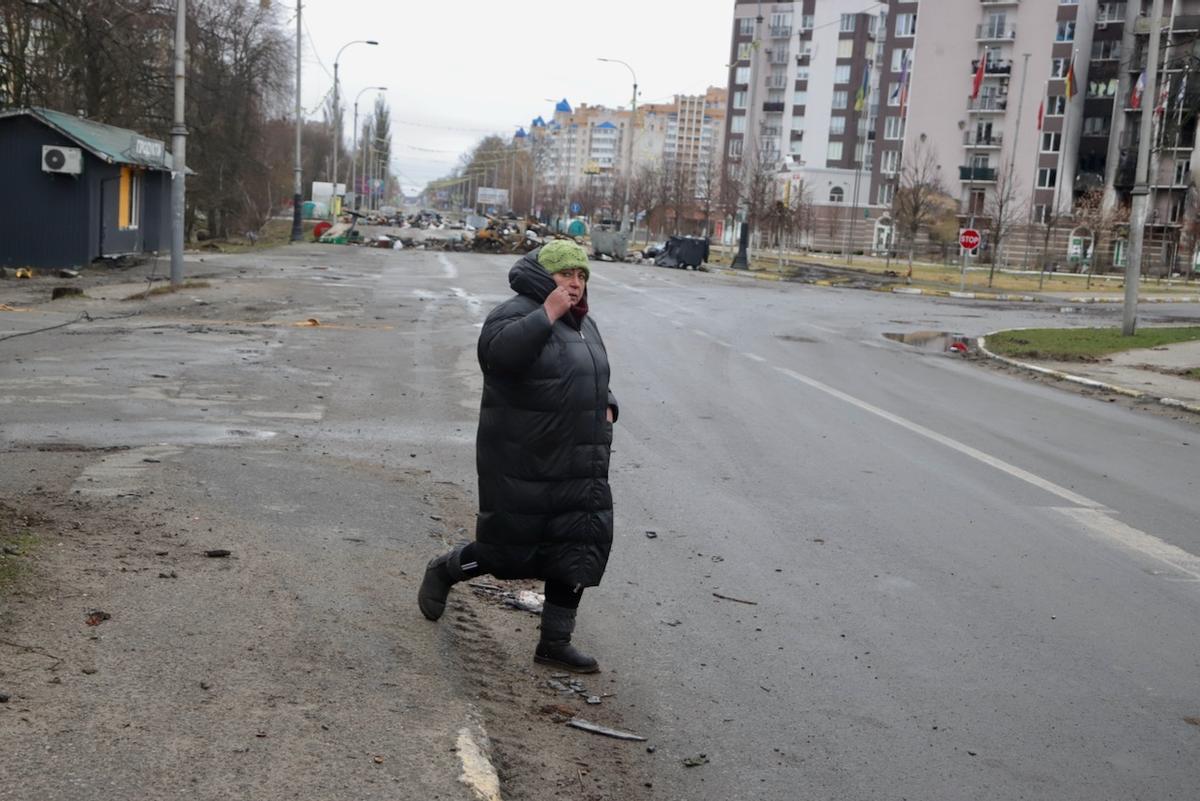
[724, 0, 891, 250]
[517, 89, 727, 209]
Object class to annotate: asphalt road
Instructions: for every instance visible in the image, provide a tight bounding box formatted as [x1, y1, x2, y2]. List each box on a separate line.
[4, 242, 1199, 800]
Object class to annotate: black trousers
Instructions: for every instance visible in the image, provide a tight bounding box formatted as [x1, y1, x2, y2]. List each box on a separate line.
[458, 542, 583, 609]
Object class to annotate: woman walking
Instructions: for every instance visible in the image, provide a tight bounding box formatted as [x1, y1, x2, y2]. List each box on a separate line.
[419, 240, 618, 674]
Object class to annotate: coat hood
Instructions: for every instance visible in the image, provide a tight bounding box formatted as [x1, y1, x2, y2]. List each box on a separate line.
[509, 250, 556, 302]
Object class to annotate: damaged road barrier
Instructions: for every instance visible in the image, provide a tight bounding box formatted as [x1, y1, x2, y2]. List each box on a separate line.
[566, 718, 647, 741]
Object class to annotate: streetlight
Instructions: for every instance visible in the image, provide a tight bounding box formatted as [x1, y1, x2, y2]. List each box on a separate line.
[351, 85, 386, 212]
[332, 39, 378, 204]
[597, 58, 637, 234]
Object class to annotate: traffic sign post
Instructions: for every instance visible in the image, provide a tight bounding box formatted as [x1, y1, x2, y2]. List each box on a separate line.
[959, 228, 981, 291]
[959, 228, 981, 251]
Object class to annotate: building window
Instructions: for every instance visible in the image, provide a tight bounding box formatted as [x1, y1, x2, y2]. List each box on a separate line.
[770, 12, 792, 29]
[118, 166, 140, 230]
[1082, 116, 1109, 136]
[794, 90, 808, 106]
[891, 48, 912, 73]
[834, 65, 852, 84]
[801, 14, 814, 31]
[733, 91, 747, 109]
[1046, 95, 1066, 115]
[878, 182, 895, 205]
[728, 138, 743, 158]
[796, 65, 809, 81]
[827, 142, 844, 163]
[1170, 198, 1185, 222]
[1175, 159, 1192, 185]
[881, 149, 900, 174]
[840, 14, 856, 32]
[830, 116, 846, 135]
[735, 66, 750, 84]
[884, 116, 904, 140]
[1051, 58, 1068, 78]
[1033, 204, 1049, 224]
[1091, 39, 1121, 61]
[832, 90, 849, 109]
[895, 12, 917, 37]
[738, 18, 755, 36]
[1056, 21, 1075, 41]
[1037, 168, 1057, 188]
[829, 186, 845, 202]
[837, 39, 854, 59]
[730, 115, 746, 134]
[1041, 132, 1062, 152]
[737, 42, 752, 61]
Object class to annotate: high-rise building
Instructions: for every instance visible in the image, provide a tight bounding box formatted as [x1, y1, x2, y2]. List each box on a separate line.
[721, 1, 1199, 266]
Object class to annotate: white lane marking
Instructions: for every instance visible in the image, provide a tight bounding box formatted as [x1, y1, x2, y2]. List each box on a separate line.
[800, 322, 838, 335]
[742, 352, 767, 363]
[438, 253, 458, 279]
[456, 727, 502, 801]
[770, 365, 1100, 509]
[590, 273, 695, 315]
[1053, 507, 1200, 581]
[714, 338, 733, 348]
[450, 287, 485, 315]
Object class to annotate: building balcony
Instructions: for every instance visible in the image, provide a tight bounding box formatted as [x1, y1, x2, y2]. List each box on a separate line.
[959, 166, 997, 182]
[981, 0, 1019, 5]
[963, 132, 1004, 148]
[766, 75, 788, 89]
[770, 25, 792, 38]
[976, 24, 1016, 41]
[967, 97, 1008, 112]
[762, 101, 787, 113]
[1134, 14, 1200, 34]
[971, 58, 1012, 75]
[766, 49, 790, 65]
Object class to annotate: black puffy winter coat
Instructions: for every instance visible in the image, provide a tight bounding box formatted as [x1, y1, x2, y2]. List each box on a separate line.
[473, 251, 618, 588]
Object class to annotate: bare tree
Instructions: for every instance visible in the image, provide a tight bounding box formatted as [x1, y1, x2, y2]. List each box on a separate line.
[982, 165, 1026, 286]
[892, 138, 952, 276]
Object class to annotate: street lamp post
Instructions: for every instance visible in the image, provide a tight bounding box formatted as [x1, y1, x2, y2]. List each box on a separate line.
[598, 58, 637, 235]
[332, 39, 378, 205]
[351, 86, 386, 212]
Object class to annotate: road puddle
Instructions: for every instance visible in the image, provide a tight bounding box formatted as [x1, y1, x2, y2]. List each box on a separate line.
[883, 330, 972, 354]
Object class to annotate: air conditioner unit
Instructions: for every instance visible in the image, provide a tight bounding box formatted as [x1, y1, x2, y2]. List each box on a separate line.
[42, 145, 82, 175]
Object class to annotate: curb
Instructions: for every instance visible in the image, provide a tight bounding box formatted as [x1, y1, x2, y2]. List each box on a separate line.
[977, 334, 1200, 415]
[718, 268, 785, 281]
[1064, 295, 1200, 304]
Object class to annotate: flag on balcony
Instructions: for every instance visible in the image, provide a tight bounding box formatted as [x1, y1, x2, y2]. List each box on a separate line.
[971, 54, 986, 100]
[1130, 71, 1146, 109]
[1037, 99, 1044, 131]
[1064, 58, 1076, 101]
[1154, 75, 1170, 116]
[855, 66, 870, 111]
[889, 51, 910, 110]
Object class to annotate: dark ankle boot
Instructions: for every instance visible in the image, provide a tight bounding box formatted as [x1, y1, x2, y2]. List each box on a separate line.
[534, 602, 599, 673]
[418, 544, 468, 621]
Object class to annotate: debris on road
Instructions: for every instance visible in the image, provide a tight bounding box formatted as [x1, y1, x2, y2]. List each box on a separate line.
[712, 592, 758, 606]
[468, 581, 544, 614]
[644, 530, 658, 539]
[566, 718, 647, 742]
[203, 549, 231, 558]
[682, 753, 710, 767]
[84, 610, 111, 626]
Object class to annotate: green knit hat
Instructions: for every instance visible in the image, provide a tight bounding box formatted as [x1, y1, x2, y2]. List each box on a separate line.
[538, 240, 590, 278]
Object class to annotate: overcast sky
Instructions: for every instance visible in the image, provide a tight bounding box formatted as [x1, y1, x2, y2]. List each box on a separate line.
[298, 0, 735, 194]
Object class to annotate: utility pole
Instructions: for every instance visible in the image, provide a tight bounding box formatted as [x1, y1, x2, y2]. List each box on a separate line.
[331, 40, 378, 210]
[1124, 0, 1164, 335]
[290, 0, 303, 241]
[169, 0, 187, 287]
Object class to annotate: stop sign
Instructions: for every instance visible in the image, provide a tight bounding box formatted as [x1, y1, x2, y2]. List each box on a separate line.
[959, 228, 981, 251]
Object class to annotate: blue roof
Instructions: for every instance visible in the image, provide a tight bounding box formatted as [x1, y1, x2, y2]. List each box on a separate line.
[532, 116, 545, 127]
[555, 98, 572, 113]
[596, 121, 616, 129]
[514, 127, 527, 138]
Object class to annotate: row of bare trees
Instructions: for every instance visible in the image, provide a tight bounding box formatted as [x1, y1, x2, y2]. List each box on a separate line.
[0, 0, 312, 238]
